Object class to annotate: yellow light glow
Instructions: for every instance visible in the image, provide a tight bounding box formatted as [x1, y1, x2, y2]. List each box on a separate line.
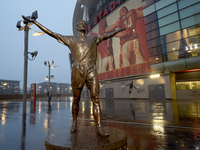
[82, 101, 85, 113]
[153, 120, 164, 133]
[1, 114, 6, 125]
[44, 118, 48, 129]
[39, 102, 41, 114]
[90, 101, 93, 115]
[150, 74, 160, 78]
[195, 44, 198, 49]
[136, 79, 144, 85]
[31, 32, 45, 36]
[57, 103, 60, 110]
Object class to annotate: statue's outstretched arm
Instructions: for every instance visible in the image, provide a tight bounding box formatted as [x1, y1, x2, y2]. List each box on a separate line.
[98, 28, 126, 44]
[22, 15, 58, 39]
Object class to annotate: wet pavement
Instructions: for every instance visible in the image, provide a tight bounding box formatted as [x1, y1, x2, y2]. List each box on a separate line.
[1, 97, 200, 149]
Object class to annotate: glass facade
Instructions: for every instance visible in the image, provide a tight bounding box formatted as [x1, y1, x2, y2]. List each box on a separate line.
[143, 0, 200, 64]
[176, 81, 200, 90]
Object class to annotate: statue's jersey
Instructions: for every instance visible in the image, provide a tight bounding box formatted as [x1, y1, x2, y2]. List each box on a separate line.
[57, 35, 99, 65]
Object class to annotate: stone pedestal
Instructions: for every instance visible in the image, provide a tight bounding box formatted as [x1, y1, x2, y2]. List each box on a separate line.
[45, 126, 127, 150]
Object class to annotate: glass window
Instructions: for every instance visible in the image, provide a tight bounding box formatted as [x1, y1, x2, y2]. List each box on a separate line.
[160, 35, 167, 45]
[157, 3, 177, 19]
[182, 28, 189, 38]
[166, 41, 181, 52]
[148, 46, 162, 56]
[158, 12, 179, 27]
[142, 0, 154, 9]
[183, 36, 200, 57]
[181, 14, 200, 29]
[149, 55, 163, 64]
[147, 37, 161, 48]
[167, 50, 180, 61]
[160, 30, 181, 44]
[143, 4, 155, 17]
[155, 0, 176, 10]
[182, 24, 200, 38]
[144, 12, 157, 24]
[145, 21, 158, 32]
[178, 0, 200, 10]
[161, 44, 167, 54]
[179, 3, 200, 19]
[159, 21, 180, 36]
[176, 81, 200, 90]
[146, 29, 160, 40]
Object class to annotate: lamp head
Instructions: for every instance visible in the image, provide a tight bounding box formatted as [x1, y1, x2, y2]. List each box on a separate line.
[16, 20, 24, 29]
[23, 16, 31, 25]
[31, 10, 38, 20]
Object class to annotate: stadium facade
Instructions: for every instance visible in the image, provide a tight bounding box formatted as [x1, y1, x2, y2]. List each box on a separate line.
[72, 0, 200, 100]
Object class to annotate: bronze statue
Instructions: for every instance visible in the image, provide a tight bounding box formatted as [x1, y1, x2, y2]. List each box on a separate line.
[22, 16, 125, 138]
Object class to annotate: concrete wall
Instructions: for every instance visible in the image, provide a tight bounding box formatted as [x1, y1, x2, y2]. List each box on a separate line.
[98, 74, 171, 99]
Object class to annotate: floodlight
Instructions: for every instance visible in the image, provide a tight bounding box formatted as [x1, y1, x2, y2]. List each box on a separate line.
[150, 74, 160, 78]
[23, 16, 31, 25]
[31, 10, 38, 20]
[16, 20, 24, 29]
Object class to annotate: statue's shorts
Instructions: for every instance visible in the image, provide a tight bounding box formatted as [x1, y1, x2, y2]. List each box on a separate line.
[71, 62, 100, 93]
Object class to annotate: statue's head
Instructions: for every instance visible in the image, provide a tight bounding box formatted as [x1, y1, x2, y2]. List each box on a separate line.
[76, 20, 87, 32]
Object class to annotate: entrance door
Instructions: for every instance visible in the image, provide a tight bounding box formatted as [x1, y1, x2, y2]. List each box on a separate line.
[105, 88, 114, 99]
[148, 84, 165, 100]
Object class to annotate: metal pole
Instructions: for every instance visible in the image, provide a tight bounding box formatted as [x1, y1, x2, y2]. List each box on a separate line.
[48, 64, 50, 91]
[23, 25, 29, 115]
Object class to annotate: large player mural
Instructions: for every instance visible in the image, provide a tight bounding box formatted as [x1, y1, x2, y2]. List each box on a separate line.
[89, 0, 151, 81]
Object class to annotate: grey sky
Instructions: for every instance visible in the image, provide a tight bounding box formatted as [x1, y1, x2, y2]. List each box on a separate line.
[0, 0, 77, 89]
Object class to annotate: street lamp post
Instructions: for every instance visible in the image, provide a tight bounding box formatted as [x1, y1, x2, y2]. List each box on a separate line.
[44, 60, 58, 92]
[16, 10, 38, 115]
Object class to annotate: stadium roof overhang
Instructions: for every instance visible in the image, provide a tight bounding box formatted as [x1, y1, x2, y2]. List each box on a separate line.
[73, 0, 100, 36]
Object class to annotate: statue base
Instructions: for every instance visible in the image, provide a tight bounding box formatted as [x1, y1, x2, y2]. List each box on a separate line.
[45, 126, 127, 150]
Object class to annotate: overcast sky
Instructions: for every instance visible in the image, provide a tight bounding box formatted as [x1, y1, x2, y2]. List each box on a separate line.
[0, 0, 77, 89]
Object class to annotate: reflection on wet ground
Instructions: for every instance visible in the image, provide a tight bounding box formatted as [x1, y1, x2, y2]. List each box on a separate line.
[1, 97, 200, 149]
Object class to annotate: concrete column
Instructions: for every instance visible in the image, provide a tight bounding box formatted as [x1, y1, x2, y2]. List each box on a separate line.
[169, 71, 176, 100]
[82, 5, 89, 22]
[170, 71, 179, 122]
